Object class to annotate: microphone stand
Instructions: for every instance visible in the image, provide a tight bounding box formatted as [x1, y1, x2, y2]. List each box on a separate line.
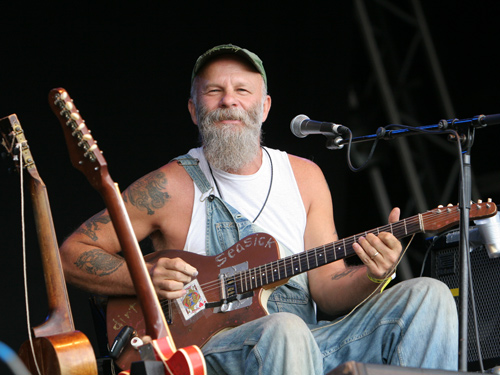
[325, 113, 500, 372]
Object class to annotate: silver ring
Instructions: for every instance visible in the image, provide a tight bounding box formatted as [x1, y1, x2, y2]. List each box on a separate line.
[371, 251, 380, 260]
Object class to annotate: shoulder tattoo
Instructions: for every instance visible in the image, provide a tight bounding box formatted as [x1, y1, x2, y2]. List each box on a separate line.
[125, 171, 170, 215]
[74, 249, 124, 276]
[76, 210, 111, 241]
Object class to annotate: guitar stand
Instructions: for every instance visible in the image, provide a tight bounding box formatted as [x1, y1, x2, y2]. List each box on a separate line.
[329, 113, 500, 372]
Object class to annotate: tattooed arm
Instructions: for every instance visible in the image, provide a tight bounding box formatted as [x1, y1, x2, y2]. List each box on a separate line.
[290, 155, 402, 317]
[59, 162, 196, 297]
[59, 208, 135, 295]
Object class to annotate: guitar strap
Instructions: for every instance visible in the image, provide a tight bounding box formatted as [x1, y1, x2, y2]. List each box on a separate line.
[175, 154, 317, 324]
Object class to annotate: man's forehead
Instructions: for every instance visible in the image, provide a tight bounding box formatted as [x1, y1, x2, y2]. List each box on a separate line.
[197, 55, 261, 79]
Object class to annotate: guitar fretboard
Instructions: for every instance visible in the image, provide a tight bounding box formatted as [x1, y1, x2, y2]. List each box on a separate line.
[230, 215, 423, 293]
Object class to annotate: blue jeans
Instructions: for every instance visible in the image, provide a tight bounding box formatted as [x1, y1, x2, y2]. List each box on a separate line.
[201, 277, 458, 375]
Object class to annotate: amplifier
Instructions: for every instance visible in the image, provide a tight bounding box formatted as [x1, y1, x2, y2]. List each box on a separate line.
[431, 227, 500, 371]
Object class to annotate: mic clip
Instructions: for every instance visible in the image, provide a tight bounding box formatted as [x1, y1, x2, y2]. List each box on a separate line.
[325, 135, 345, 150]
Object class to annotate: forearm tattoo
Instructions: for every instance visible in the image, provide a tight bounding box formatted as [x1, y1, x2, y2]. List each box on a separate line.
[76, 210, 111, 241]
[75, 249, 124, 276]
[124, 171, 170, 215]
[331, 265, 363, 280]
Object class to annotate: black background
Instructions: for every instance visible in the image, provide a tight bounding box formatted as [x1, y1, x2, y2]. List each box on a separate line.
[1, 1, 499, 369]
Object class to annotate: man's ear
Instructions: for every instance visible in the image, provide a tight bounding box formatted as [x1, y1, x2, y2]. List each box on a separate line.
[261, 95, 272, 122]
[188, 98, 198, 125]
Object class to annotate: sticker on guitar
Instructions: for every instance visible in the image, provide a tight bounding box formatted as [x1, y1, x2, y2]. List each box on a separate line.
[176, 280, 208, 321]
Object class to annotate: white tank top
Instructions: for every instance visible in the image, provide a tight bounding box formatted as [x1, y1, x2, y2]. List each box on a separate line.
[183, 147, 307, 256]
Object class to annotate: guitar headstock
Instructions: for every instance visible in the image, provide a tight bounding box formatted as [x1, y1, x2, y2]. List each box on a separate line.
[48, 88, 108, 190]
[423, 200, 497, 232]
[0, 114, 38, 177]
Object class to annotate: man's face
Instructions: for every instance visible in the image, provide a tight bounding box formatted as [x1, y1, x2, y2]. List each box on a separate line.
[189, 55, 270, 127]
[188, 56, 271, 172]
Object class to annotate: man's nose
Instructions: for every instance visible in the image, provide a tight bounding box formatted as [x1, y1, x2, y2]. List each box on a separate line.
[219, 91, 238, 108]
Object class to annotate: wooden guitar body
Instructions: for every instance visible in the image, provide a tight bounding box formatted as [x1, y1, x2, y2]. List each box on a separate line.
[18, 331, 96, 375]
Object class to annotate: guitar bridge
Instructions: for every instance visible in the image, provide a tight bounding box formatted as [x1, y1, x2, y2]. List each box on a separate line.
[212, 262, 254, 313]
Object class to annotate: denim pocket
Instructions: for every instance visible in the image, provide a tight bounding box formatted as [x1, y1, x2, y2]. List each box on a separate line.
[267, 278, 317, 324]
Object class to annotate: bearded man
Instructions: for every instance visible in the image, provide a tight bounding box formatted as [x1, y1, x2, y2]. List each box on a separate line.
[60, 44, 458, 374]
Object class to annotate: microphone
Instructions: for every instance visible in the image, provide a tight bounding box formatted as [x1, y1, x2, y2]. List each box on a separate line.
[290, 114, 350, 138]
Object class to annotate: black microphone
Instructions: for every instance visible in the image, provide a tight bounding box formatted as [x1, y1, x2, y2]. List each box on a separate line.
[290, 115, 350, 138]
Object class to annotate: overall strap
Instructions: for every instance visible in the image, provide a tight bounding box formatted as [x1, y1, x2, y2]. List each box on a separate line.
[174, 154, 213, 197]
[174, 154, 256, 255]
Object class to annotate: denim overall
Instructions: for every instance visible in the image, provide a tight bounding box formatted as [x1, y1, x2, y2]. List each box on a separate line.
[175, 154, 316, 323]
[175, 154, 458, 374]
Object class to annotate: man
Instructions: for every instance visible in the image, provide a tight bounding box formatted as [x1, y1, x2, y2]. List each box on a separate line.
[60, 44, 458, 374]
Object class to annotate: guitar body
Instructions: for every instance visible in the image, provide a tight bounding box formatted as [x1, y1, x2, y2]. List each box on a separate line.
[107, 233, 281, 370]
[18, 331, 96, 375]
[153, 338, 206, 375]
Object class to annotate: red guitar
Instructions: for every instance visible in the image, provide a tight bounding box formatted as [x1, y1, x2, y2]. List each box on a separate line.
[0, 114, 97, 375]
[48, 88, 206, 375]
[107, 201, 496, 369]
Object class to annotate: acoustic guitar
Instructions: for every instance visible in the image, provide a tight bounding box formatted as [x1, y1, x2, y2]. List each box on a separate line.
[0, 114, 97, 375]
[48, 88, 206, 375]
[107, 201, 497, 369]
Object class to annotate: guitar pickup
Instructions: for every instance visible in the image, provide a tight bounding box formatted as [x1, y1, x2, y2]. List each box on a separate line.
[206, 291, 254, 312]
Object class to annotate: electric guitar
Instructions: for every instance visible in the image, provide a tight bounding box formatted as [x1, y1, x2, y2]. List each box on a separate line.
[48, 88, 206, 375]
[0, 114, 98, 375]
[106, 200, 496, 369]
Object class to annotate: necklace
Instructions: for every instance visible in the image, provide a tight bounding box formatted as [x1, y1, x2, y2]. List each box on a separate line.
[208, 147, 273, 223]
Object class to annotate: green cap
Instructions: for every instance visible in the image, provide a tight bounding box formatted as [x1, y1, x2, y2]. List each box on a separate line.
[191, 44, 267, 89]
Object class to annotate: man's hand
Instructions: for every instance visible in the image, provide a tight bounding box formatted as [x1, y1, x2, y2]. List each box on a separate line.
[352, 207, 401, 279]
[149, 258, 198, 299]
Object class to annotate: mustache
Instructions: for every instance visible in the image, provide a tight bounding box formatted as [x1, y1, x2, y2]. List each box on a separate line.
[202, 107, 251, 124]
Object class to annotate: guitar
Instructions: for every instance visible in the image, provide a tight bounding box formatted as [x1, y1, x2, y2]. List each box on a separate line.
[48, 88, 206, 375]
[106, 200, 497, 369]
[0, 114, 98, 375]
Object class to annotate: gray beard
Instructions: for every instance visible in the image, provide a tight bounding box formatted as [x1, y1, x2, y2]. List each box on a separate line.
[196, 104, 264, 172]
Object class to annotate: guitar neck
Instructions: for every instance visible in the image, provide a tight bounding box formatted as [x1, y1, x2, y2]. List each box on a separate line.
[99, 177, 171, 342]
[30, 175, 75, 336]
[0, 114, 74, 336]
[236, 215, 423, 292]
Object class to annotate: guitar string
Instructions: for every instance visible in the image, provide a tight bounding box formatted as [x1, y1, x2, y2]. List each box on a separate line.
[187, 211, 464, 297]
[159, 209, 473, 307]
[18, 143, 43, 375]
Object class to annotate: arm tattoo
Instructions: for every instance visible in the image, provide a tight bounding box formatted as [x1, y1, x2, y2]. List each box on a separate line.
[74, 249, 124, 276]
[76, 210, 111, 241]
[125, 171, 170, 215]
[331, 265, 363, 281]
